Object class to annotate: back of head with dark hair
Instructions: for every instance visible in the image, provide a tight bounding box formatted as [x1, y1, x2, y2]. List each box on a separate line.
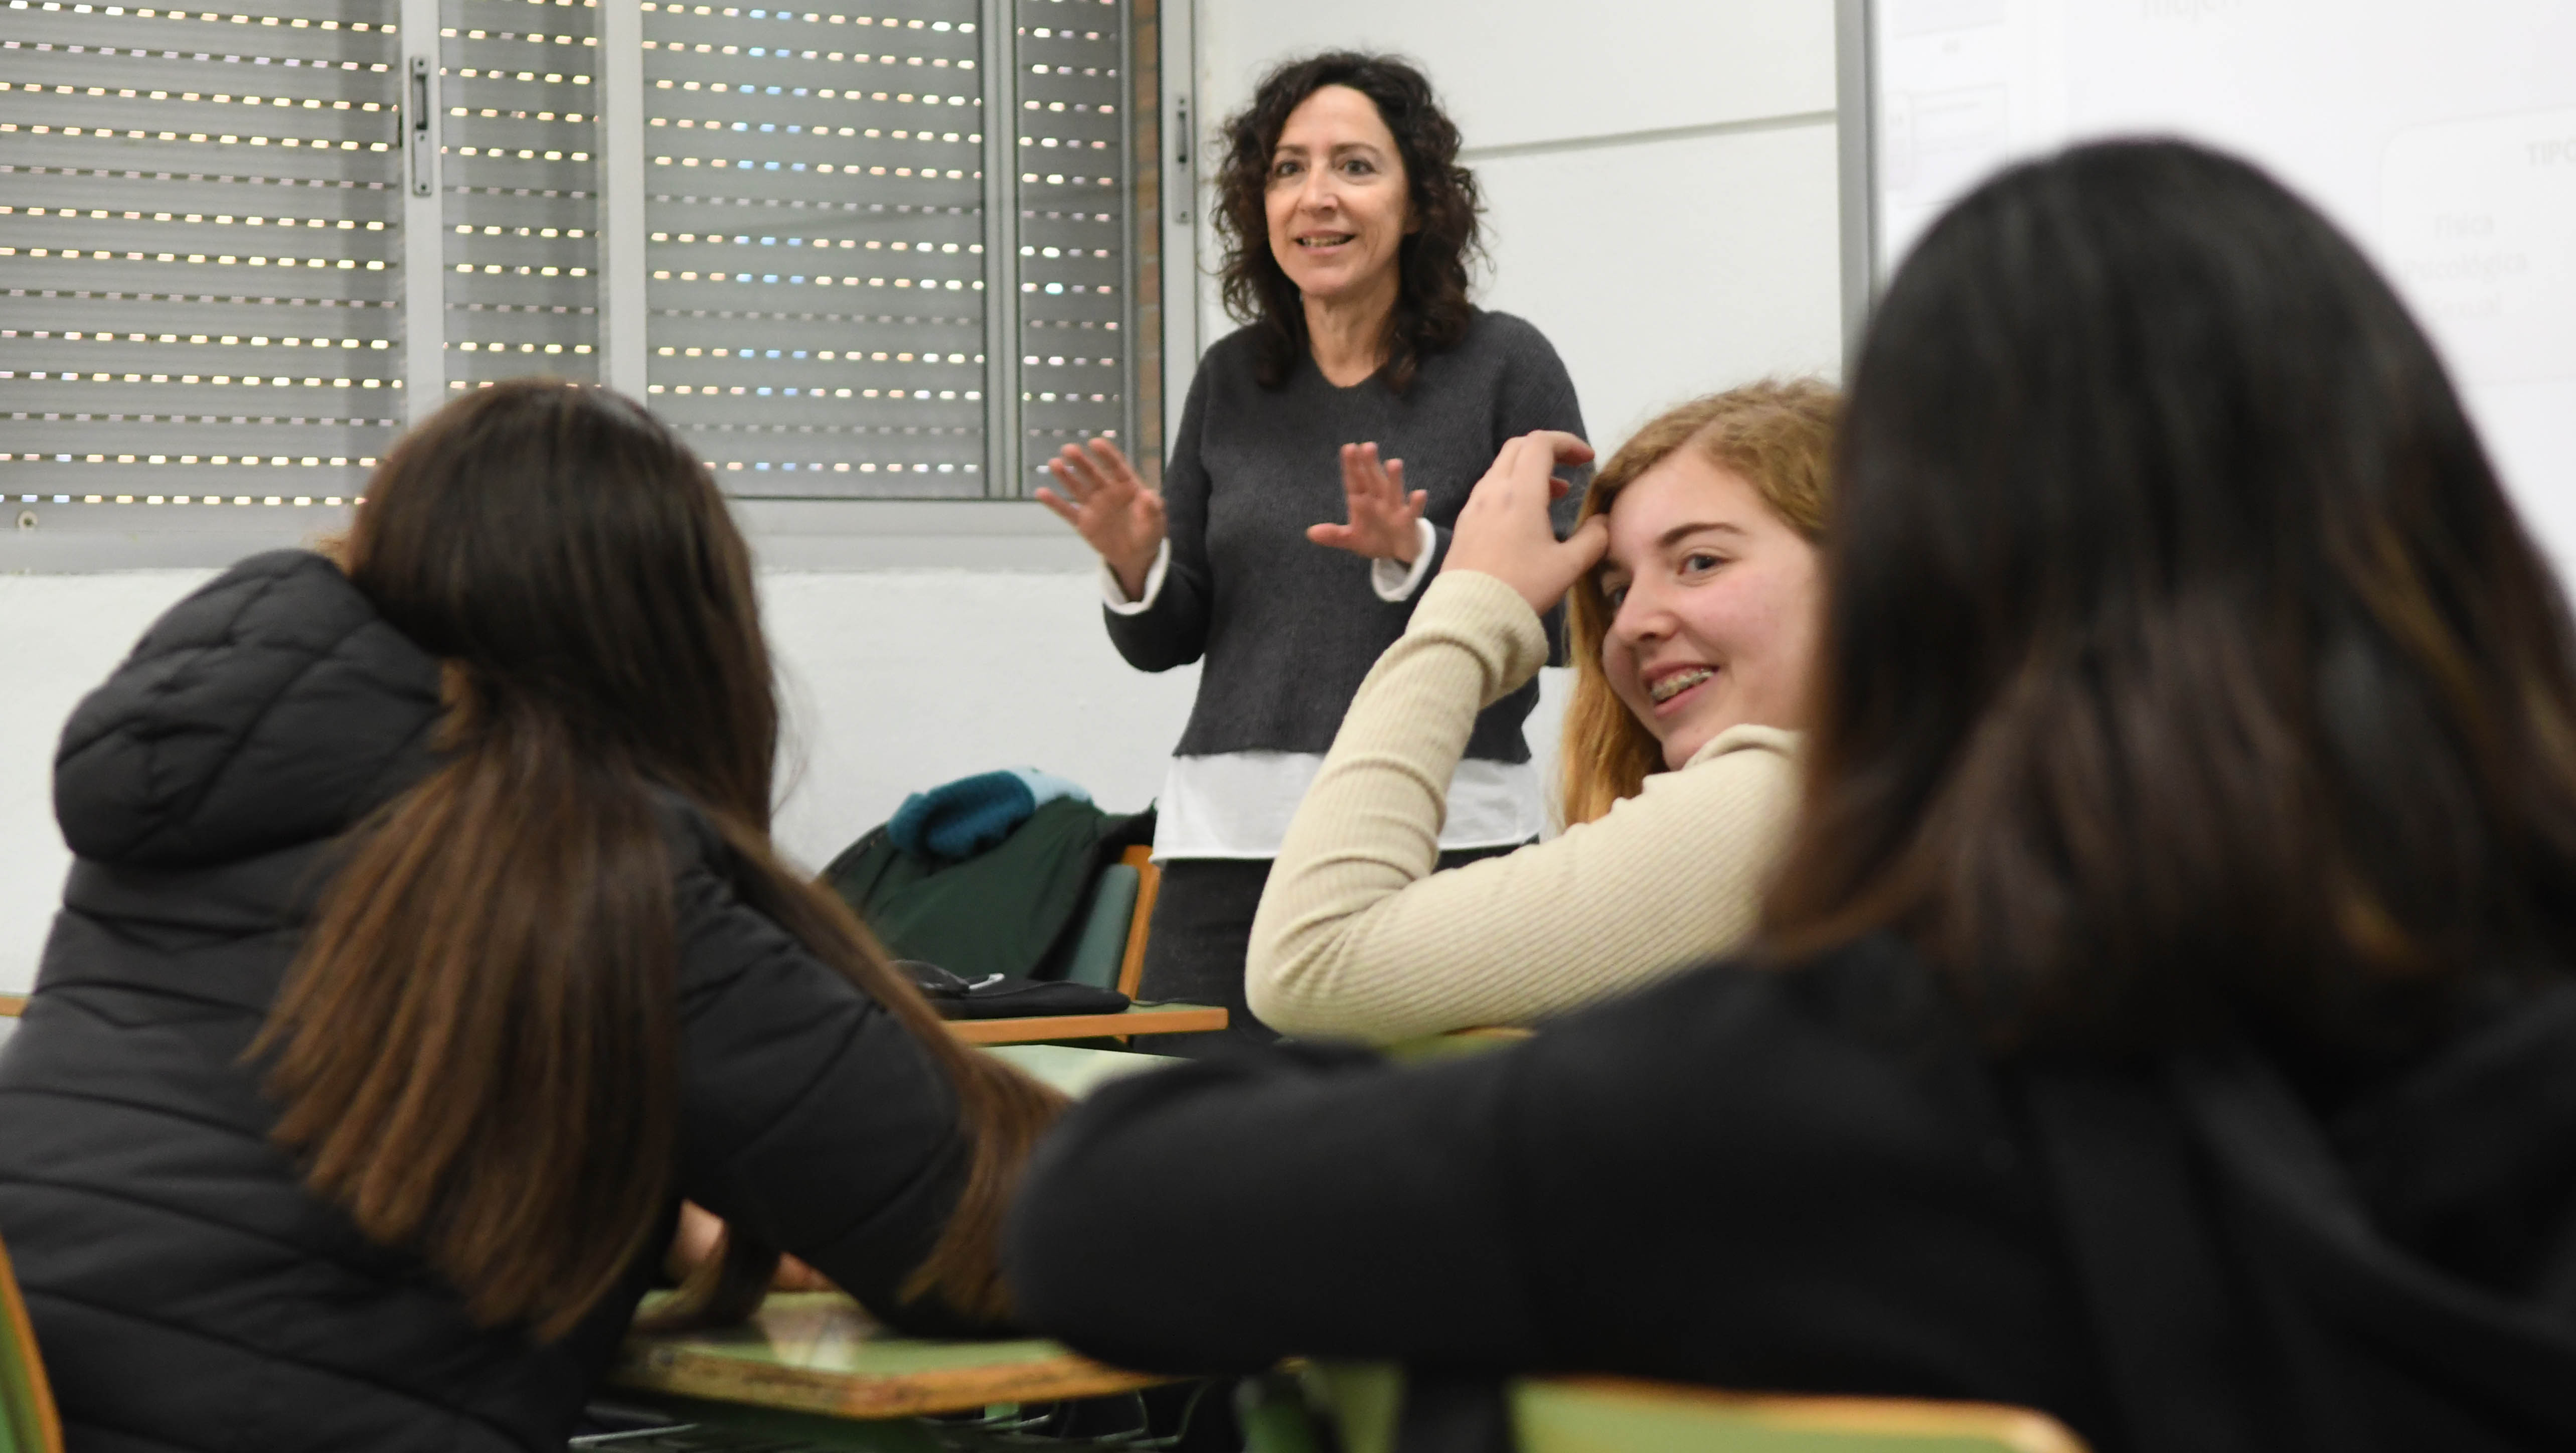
[1214, 50, 1481, 393]
[1765, 140, 2576, 1053]
[258, 380, 1060, 1339]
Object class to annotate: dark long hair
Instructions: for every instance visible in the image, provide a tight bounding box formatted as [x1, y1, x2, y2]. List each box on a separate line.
[1214, 51, 1481, 394]
[1765, 140, 2576, 1051]
[254, 381, 1063, 1340]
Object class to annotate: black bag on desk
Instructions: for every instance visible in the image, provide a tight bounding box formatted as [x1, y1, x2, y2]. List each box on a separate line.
[822, 795, 1156, 986]
[894, 959, 1133, 1021]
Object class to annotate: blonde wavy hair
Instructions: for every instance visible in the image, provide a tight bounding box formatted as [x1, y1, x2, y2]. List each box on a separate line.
[1559, 379, 1840, 826]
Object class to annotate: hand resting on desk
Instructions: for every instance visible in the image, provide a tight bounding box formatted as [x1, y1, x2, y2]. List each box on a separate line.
[669, 1201, 834, 1292]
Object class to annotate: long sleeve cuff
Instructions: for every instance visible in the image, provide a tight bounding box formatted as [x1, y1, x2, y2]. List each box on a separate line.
[1101, 538, 1173, 615]
[1369, 517, 1440, 603]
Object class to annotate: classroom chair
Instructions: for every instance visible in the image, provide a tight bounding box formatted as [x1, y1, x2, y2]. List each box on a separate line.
[1112, 846, 1159, 1000]
[1244, 1362, 2089, 1453]
[1056, 844, 1159, 996]
[1052, 847, 1162, 992]
[0, 1235, 65, 1453]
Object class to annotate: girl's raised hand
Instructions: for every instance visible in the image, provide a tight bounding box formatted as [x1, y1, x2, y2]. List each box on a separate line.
[1307, 442, 1428, 562]
[1037, 438, 1168, 600]
[1442, 430, 1605, 615]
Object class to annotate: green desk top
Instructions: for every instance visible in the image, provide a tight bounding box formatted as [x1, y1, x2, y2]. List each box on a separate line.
[982, 1042, 1173, 1098]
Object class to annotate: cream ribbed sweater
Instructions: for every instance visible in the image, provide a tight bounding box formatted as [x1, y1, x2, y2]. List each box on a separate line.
[1244, 569, 1801, 1044]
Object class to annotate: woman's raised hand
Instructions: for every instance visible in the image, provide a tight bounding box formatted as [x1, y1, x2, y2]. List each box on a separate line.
[1307, 442, 1429, 562]
[1038, 438, 1167, 600]
[1443, 430, 1606, 615]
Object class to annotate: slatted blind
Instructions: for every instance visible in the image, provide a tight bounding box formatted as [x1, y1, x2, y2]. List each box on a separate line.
[0, 0, 405, 508]
[637, 0, 988, 495]
[438, 0, 598, 390]
[1012, 0, 1126, 493]
[5, 0, 1145, 519]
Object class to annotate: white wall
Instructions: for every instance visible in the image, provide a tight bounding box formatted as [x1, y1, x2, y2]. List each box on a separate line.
[1, 572, 226, 1000]
[0, 565, 1570, 994]
[1191, 0, 1845, 449]
[2, 0, 1838, 999]
[0, 567, 1569, 1003]
[0, 567, 1209, 993]
[761, 570, 1199, 865]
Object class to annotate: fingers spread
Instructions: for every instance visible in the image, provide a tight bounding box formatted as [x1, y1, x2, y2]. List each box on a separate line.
[1051, 447, 1107, 499]
[1339, 447, 1375, 502]
[1083, 437, 1136, 479]
[1341, 442, 1399, 511]
[1034, 488, 1083, 527]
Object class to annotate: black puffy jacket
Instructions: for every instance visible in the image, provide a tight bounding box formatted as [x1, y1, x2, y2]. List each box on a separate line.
[0, 551, 981, 1453]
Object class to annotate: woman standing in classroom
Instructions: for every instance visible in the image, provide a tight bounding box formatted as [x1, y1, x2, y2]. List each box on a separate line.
[1036, 52, 1587, 1044]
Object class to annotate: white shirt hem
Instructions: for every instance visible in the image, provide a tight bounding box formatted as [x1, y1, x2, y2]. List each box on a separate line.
[1151, 749, 1543, 862]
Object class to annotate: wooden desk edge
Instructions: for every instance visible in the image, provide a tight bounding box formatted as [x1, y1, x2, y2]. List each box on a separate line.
[610, 1343, 1173, 1420]
[0, 996, 1224, 1041]
[1536, 1376, 2090, 1453]
[0, 995, 1228, 1040]
[944, 1006, 1226, 1044]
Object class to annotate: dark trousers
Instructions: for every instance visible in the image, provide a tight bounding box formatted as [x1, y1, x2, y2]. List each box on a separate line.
[1138, 845, 1523, 1058]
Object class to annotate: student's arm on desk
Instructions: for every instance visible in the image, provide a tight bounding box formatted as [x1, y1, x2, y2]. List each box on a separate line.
[1000, 1038, 1544, 1374]
[667, 848, 995, 1337]
[1007, 945, 2084, 1411]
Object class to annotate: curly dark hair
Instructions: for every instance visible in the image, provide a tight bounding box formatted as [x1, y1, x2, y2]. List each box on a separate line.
[1213, 52, 1483, 395]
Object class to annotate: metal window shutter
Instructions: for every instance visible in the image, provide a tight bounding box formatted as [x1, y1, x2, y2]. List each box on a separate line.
[437, 0, 598, 392]
[7, 0, 1147, 519]
[1013, 0, 1128, 496]
[638, 0, 989, 497]
[1, 0, 405, 506]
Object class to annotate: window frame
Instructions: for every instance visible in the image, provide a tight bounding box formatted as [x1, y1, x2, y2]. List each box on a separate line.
[0, 494, 1101, 568]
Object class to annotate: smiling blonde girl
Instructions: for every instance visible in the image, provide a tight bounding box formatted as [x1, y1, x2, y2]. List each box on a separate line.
[1244, 379, 1837, 1043]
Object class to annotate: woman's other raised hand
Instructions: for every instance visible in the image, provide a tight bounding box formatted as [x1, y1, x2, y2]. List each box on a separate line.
[1038, 438, 1168, 600]
[1443, 430, 1606, 615]
[1307, 441, 1428, 562]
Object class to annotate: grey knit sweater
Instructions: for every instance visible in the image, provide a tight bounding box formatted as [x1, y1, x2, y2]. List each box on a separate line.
[1107, 310, 1587, 762]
